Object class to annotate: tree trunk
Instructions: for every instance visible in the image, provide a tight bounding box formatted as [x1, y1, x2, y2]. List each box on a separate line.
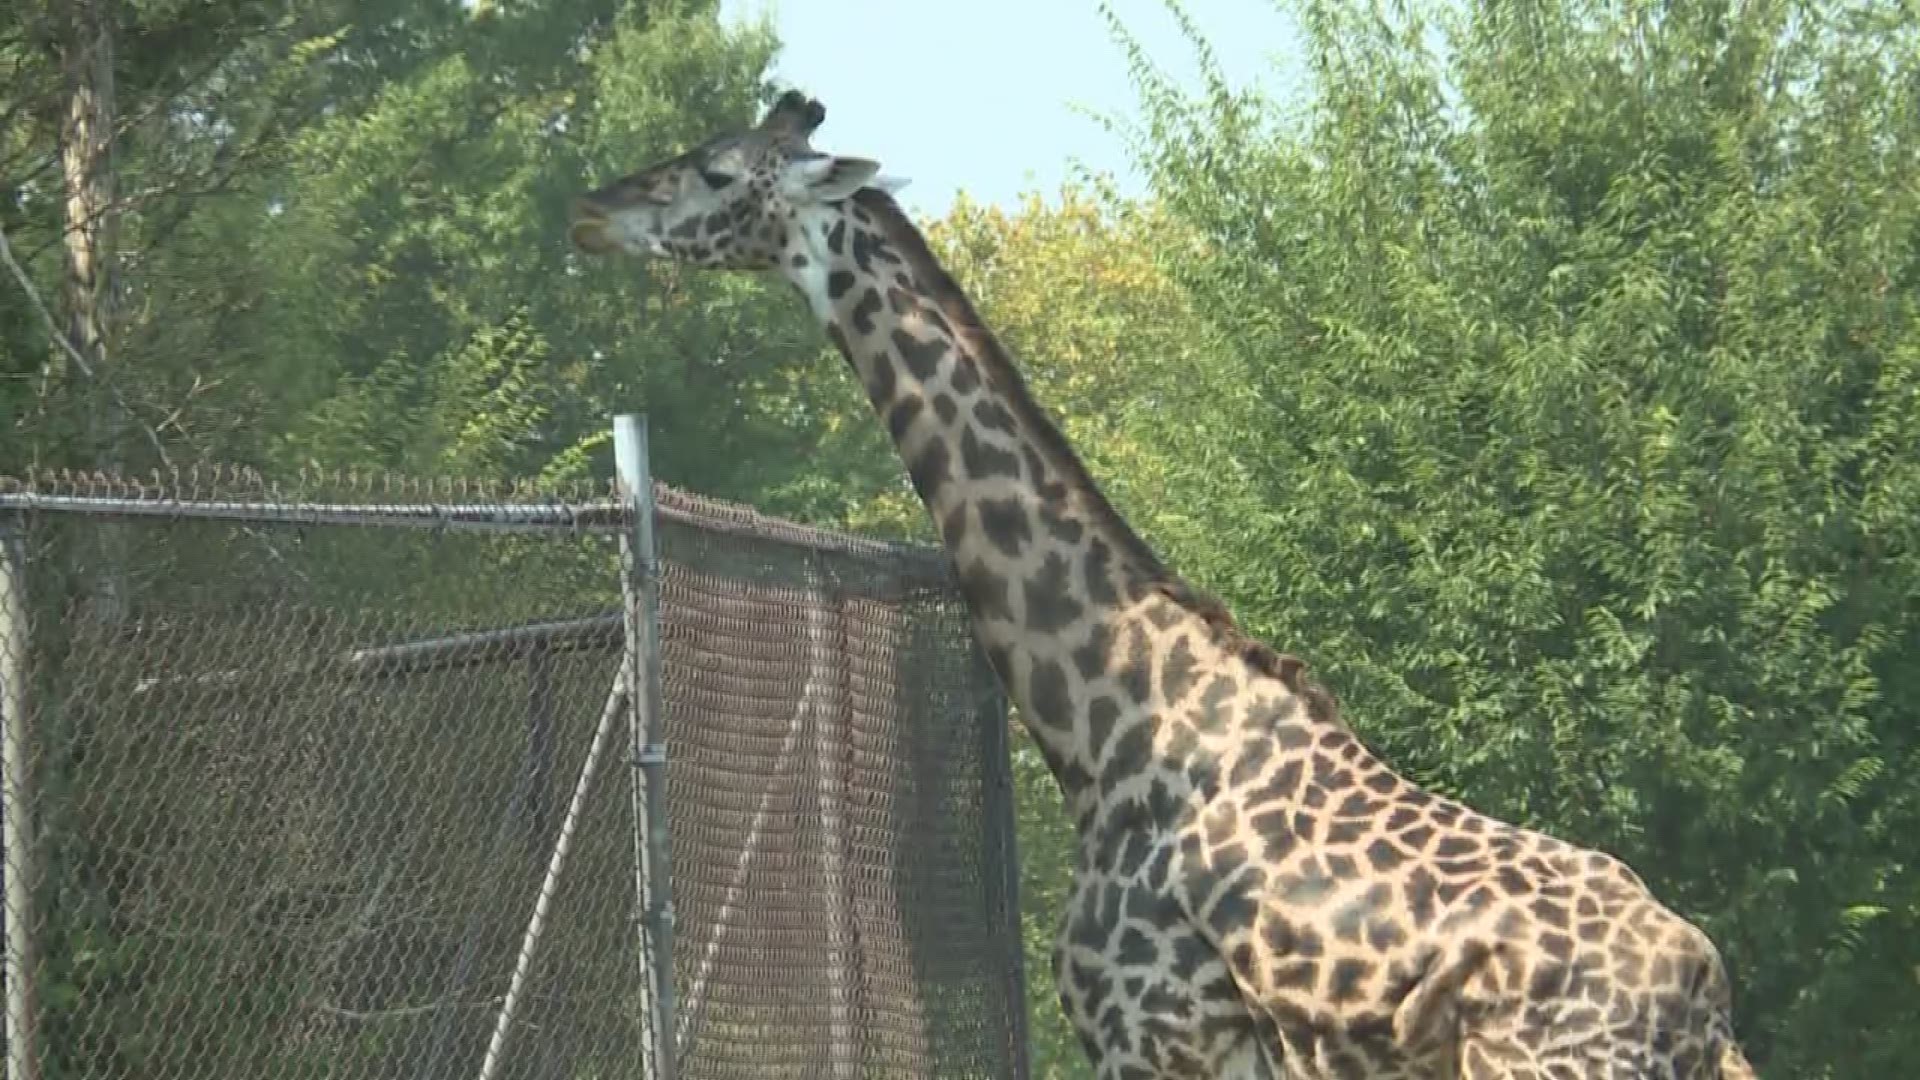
[60, 0, 116, 404]
[58, 0, 126, 623]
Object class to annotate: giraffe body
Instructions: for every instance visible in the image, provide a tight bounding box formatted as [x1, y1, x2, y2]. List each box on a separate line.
[1046, 587, 1748, 1080]
[569, 92, 1759, 1080]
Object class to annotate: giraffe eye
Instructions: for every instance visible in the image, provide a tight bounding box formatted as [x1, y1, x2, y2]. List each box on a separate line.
[698, 167, 732, 191]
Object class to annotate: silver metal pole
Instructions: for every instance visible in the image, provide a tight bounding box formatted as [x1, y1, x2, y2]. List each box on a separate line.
[613, 414, 676, 1080]
[0, 522, 40, 1080]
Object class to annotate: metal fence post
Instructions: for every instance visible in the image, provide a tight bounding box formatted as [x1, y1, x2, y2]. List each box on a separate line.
[0, 520, 39, 1080]
[613, 414, 676, 1080]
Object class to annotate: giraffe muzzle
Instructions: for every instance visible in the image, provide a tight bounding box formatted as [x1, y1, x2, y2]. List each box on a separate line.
[568, 219, 618, 256]
[568, 196, 636, 256]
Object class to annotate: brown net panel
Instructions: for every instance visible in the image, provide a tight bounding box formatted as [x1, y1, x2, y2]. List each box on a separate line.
[0, 468, 1025, 1080]
[652, 487, 1023, 1080]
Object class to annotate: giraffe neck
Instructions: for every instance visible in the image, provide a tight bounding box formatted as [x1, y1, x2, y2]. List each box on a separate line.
[784, 188, 1188, 810]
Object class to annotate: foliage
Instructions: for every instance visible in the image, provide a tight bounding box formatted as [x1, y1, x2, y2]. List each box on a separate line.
[1105, 0, 1920, 1074]
[241, 0, 809, 495]
[1, 0, 464, 471]
[1, 0, 840, 506]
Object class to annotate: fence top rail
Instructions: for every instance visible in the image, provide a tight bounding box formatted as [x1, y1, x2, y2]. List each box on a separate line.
[0, 490, 627, 533]
[0, 469, 955, 579]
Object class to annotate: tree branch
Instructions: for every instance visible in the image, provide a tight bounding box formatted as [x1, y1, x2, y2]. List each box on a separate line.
[0, 28, 273, 200]
[0, 220, 170, 467]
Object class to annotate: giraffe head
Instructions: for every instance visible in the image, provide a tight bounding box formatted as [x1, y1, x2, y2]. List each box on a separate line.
[569, 90, 893, 270]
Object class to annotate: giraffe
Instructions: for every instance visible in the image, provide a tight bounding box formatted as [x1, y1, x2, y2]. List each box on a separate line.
[568, 91, 1760, 1080]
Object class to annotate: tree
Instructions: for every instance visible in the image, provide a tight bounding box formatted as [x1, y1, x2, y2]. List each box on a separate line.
[3, 5, 794, 1077]
[1114, 1, 1920, 1073]
[2, 0, 431, 474]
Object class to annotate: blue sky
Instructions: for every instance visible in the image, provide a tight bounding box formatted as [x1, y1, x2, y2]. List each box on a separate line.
[716, 0, 1303, 217]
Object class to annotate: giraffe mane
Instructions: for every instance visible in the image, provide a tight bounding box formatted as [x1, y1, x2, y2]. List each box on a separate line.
[849, 187, 1343, 730]
[1152, 579, 1343, 728]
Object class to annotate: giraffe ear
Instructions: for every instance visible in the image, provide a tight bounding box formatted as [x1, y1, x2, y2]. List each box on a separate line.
[785, 154, 883, 202]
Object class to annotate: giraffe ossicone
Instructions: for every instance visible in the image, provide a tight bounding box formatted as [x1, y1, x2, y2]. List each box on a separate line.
[569, 89, 1759, 1080]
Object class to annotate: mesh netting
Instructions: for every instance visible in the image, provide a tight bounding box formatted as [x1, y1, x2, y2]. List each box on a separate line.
[0, 466, 1025, 1080]
[652, 487, 1024, 1080]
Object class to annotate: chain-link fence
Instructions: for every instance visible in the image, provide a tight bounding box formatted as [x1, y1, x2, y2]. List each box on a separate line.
[0, 420, 1026, 1080]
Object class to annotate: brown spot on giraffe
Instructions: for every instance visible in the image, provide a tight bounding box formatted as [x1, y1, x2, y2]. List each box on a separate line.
[568, 89, 1760, 1080]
